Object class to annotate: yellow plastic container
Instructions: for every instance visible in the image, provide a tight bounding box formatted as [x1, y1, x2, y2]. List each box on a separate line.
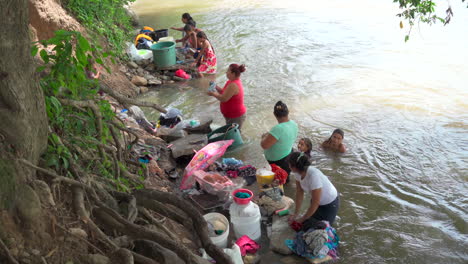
[256, 173, 275, 185]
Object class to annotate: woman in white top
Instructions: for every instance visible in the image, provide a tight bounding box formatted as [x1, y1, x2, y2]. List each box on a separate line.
[288, 152, 339, 228]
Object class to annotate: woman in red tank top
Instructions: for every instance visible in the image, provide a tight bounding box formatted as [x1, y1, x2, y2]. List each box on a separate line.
[207, 64, 247, 129]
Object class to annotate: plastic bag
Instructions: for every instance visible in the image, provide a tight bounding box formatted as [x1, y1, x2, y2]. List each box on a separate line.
[194, 171, 233, 201]
[126, 42, 152, 62]
[201, 244, 243, 264]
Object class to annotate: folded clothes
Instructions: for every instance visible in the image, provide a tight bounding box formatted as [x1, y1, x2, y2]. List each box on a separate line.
[235, 192, 251, 199]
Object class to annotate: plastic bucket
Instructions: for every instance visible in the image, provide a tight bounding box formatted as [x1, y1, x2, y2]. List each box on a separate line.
[231, 215, 261, 241]
[150, 41, 176, 67]
[232, 189, 253, 205]
[207, 123, 243, 151]
[154, 29, 168, 41]
[203, 213, 230, 248]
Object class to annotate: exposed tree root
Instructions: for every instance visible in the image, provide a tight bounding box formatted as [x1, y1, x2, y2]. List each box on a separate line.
[134, 189, 233, 264]
[93, 206, 198, 263]
[110, 120, 140, 153]
[55, 223, 105, 255]
[58, 98, 106, 159]
[72, 187, 118, 251]
[0, 237, 19, 264]
[110, 248, 134, 264]
[138, 207, 178, 242]
[99, 84, 167, 113]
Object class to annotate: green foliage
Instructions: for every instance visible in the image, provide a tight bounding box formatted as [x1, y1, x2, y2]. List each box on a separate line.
[33, 31, 109, 172]
[394, 0, 467, 41]
[33, 30, 141, 191]
[63, 0, 136, 57]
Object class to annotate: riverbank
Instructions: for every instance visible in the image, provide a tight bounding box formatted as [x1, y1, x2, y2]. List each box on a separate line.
[0, 1, 243, 264]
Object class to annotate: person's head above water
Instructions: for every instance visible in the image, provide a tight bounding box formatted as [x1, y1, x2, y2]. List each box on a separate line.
[273, 101, 289, 119]
[227, 64, 246, 79]
[288, 152, 311, 173]
[329, 128, 344, 145]
[298, 138, 312, 155]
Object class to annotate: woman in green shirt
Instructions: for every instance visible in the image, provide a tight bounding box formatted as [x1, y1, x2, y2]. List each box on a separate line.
[261, 101, 298, 182]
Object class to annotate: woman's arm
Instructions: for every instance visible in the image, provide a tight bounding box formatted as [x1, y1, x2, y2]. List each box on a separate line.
[294, 181, 304, 215]
[297, 188, 322, 223]
[207, 83, 238, 102]
[176, 34, 189, 43]
[261, 133, 277, 150]
[289, 180, 304, 222]
[170, 27, 184, 31]
[215, 85, 223, 93]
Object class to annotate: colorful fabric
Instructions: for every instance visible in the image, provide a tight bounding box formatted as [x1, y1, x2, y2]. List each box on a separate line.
[235, 235, 260, 256]
[198, 43, 217, 74]
[134, 34, 153, 46]
[271, 164, 288, 185]
[285, 221, 340, 261]
[142, 26, 155, 31]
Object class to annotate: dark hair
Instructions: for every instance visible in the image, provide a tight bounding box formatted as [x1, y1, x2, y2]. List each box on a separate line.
[333, 128, 344, 138]
[229, 64, 246, 77]
[183, 24, 193, 32]
[288, 152, 311, 172]
[182, 13, 196, 26]
[196, 31, 207, 39]
[300, 138, 312, 156]
[273, 101, 289, 118]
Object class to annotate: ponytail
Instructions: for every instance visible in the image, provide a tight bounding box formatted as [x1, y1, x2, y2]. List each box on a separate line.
[229, 64, 246, 77]
[288, 152, 311, 172]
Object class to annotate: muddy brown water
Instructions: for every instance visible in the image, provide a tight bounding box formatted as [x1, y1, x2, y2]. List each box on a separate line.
[132, 0, 468, 263]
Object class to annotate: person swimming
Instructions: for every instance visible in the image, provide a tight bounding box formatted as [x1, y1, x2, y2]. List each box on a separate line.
[321, 129, 346, 153]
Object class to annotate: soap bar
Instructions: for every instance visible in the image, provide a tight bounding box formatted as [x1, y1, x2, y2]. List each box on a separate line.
[278, 209, 289, 216]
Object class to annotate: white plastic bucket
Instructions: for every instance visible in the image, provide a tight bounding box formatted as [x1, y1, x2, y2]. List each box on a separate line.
[229, 202, 261, 241]
[203, 213, 230, 248]
[231, 215, 261, 241]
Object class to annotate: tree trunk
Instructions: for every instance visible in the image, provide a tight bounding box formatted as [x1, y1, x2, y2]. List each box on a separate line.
[0, 0, 48, 209]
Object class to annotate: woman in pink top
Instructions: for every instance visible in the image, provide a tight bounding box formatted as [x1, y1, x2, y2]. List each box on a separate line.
[207, 64, 247, 129]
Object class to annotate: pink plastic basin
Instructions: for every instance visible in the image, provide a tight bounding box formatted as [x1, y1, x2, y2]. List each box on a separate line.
[232, 189, 254, 205]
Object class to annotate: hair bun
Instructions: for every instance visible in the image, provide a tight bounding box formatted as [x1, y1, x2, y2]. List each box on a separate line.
[239, 64, 246, 73]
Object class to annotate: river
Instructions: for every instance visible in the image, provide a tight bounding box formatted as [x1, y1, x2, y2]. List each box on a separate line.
[131, 0, 468, 263]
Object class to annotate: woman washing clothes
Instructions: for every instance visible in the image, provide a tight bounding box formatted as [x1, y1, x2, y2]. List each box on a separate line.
[288, 152, 339, 229]
[192, 31, 217, 76]
[207, 64, 247, 129]
[261, 101, 298, 181]
[321, 129, 346, 153]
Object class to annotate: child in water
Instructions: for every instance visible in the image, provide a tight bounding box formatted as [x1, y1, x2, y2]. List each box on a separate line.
[322, 129, 346, 153]
[297, 138, 312, 158]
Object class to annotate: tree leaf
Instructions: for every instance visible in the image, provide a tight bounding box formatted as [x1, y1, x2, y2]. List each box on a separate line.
[31, 45, 39, 57]
[40, 49, 49, 63]
[78, 35, 91, 52]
